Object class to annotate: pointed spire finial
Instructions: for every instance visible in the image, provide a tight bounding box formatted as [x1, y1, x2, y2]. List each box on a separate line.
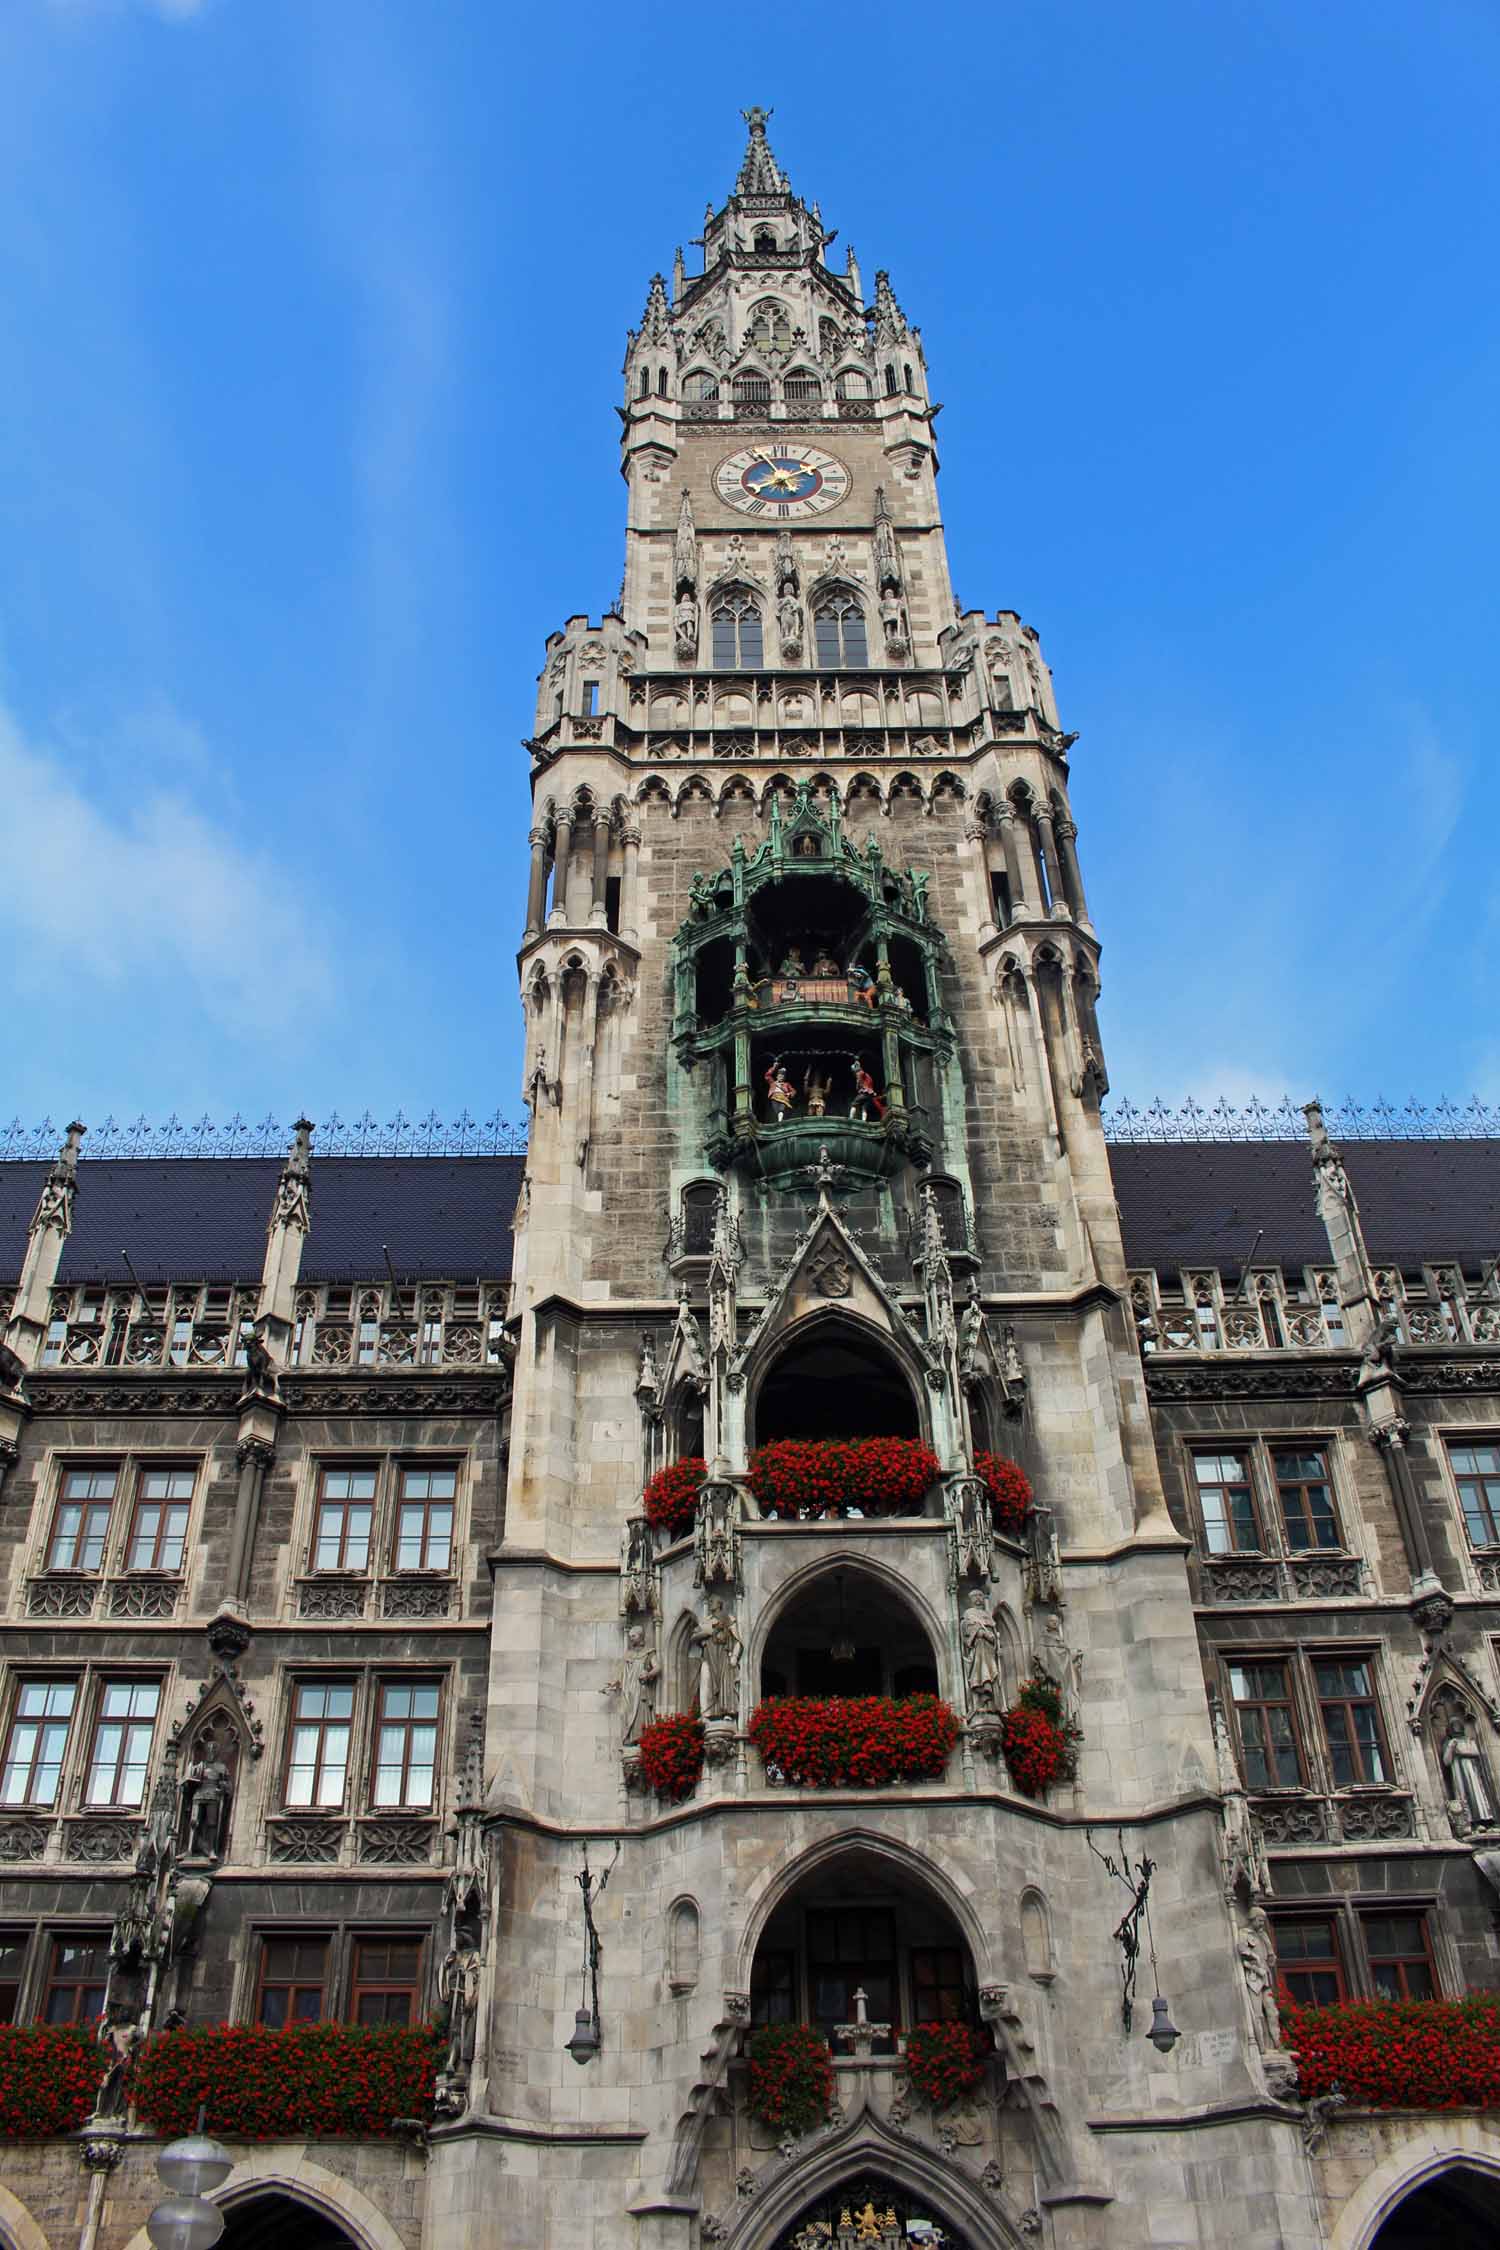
[30, 1122, 85, 1239]
[736, 105, 786, 195]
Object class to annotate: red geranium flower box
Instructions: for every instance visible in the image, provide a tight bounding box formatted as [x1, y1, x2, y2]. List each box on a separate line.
[749, 1694, 960, 1787]
[637, 1712, 706, 1802]
[642, 1456, 707, 1538]
[748, 1437, 941, 1520]
[0, 2025, 98, 2139]
[902, 2020, 993, 2107]
[1279, 1992, 1500, 2110]
[746, 2022, 834, 2135]
[975, 1451, 1032, 1535]
[130, 2021, 441, 2140]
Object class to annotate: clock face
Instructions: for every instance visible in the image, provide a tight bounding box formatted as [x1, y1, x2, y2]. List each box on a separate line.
[714, 444, 851, 519]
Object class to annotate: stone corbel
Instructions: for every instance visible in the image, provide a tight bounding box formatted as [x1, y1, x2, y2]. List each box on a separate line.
[664, 1992, 751, 2196]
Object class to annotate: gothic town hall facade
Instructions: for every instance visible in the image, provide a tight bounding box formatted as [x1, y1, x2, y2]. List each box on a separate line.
[2, 113, 1499, 2250]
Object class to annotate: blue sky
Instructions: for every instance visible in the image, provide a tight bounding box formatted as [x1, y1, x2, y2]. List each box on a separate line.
[2, 0, 1497, 1136]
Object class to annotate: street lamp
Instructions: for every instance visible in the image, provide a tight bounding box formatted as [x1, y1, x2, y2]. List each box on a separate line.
[146, 2124, 232, 2250]
[564, 1841, 620, 2067]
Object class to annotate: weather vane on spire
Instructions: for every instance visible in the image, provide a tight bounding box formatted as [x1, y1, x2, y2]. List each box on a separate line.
[741, 105, 773, 133]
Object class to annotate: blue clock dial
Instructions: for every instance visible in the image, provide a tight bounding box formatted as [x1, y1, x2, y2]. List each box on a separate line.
[713, 444, 851, 518]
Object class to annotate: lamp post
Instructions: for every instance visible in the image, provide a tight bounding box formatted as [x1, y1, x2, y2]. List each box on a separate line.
[146, 2122, 232, 2250]
[564, 1840, 620, 2067]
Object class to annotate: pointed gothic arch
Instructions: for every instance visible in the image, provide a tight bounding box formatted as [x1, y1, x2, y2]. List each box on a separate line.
[753, 1552, 945, 1704]
[751, 1308, 923, 1446]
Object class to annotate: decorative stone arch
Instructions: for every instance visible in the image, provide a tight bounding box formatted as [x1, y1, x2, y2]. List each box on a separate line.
[721, 2094, 1028, 2248]
[673, 773, 715, 816]
[731, 1821, 999, 1993]
[0, 2181, 51, 2250]
[744, 1299, 930, 1451]
[886, 768, 927, 810]
[760, 772, 797, 808]
[717, 772, 758, 813]
[845, 769, 884, 809]
[636, 773, 671, 808]
[665, 1602, 703, 1712]
[932, 768, 967, 806]
[745, 1549, 952, 1710]
[118, 2151, 409, 2250]
[1324, 2127, 1500, 2250]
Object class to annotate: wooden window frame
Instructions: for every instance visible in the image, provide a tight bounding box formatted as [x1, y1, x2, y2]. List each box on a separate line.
[40, 1929, 111, 2026]
[281, 1678, 357, 1811]
[1270, 1911, 1348, 2005]
[1225, 1656, 1307, 1791]
[1189, 1446, 1265, 1557]
[124, 1464, 196, 1575]
[1312, 1653, 1392, 1788]
[392, 1464, 458, 1575]
[1271, 1444, 1344, 1554]
[347, 1933, 425, 2027]
[804, 1906, 898, 2047]
[1445, 1436, 1500, 1553]
[0, 1677, 79, 1810]
[254, 1932, 331, 2027]
[1359, 1907, 1439, 2001]
[0, 1929, 30, 2024]
[82, 1676, 163, 1809]
[45, 1464, 119, 1574]
[369, 1677, 442, 1811]
[310, 1463, 379, 1575]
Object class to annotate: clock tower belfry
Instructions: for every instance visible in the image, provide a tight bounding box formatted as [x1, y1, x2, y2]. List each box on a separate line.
[483, 109, 1280, 2250]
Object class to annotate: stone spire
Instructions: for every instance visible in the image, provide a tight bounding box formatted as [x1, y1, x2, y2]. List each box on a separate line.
[735, 105, 787, 195]
[636, 272, 673, 345]
[256, 1118, 313, 1361]
[873, 269, 910, 345]
[4, 1121, 85, 1366]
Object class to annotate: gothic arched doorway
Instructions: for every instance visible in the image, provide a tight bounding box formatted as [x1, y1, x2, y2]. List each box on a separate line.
[771, 2176, 973, 2246]
[1368, 2162, 1500, 2249]
[220, 2194, 363, 2250]
[755, 1324, 920, 1444]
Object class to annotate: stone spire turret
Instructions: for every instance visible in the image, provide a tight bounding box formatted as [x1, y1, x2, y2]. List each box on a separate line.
[735, 104, 787, 195]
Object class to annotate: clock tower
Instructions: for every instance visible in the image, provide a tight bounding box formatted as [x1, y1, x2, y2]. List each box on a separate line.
[477, 109, 1302, 2250]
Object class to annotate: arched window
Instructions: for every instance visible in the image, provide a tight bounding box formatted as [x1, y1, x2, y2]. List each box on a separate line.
[747, 299, 793, 353]
[836, 368, 871, 399]
[784, 367, 822, 405]
[637, 367, 650, 399]
[711, 589, 763, 669]
[657, 367, 668, 396]
[753, 227, 777, 254]
[682, 369, 718, 400]
[815, 591, 868, 667]
[732, 371, 771, 406]
[903, 359, 914, 391]
[884, 362, 899, 395]
[819, 318, 843, 357]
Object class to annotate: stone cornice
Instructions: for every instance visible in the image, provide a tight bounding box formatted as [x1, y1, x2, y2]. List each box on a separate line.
[23, 1369, 509, 1419]
[1144, 1350, 1500, 1403]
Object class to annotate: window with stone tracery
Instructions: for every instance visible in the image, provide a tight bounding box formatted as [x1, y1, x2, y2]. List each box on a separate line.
[814, 591, 867, 667]
[746, 298, 792, 353]
[711, 588, 763, 669]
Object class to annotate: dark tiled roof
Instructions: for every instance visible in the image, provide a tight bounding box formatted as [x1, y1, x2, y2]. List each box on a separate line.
[1111, 1140, 1500, 1275]
[0, 1157, 524, 1286]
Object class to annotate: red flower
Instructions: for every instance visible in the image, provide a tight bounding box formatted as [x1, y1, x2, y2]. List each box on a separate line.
[746, 2023, 834, 2134]
[1278, 1993, 1500, 2110]
[0, 2026, 98, 2138]
[903, 2020, 992, 2107]
[749, 1695, 959, 1787]
[637, 1713, 705, 1801]
[643, 1457, 707, 1537]
[999, 1675, 1080, 1797]
[125, 2021, 442, 2141]
[747, 1437, 941, 1521]
[975, 1452, 1032, 1535]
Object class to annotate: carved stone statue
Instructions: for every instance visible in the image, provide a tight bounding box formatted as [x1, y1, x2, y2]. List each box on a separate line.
[880, 591, 909, 657]
[618, 1623, 660, 1745]
[872, 486, 902, 590]
[1441, 1710, 1498, 1830]
[183, 1754, 233, 1861]
[695, 1597, 742, 1721]
[1236, 1903, 1284, 2056]
[674, 592, 699, 663]
[695, 1474, 740, 1588]
[777, 593, 804, 660]
[961, 1590, 1002, 1712]
[92, 2007, 142, 2121]
[32, 1122, 85, 1237]
[272, 1119, 313, 1232]
[621, 1515, 657, 1617]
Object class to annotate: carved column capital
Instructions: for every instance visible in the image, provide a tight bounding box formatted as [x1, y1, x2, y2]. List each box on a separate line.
[78, 2131, 126, 2173]
[236, 1435, 275, 1471]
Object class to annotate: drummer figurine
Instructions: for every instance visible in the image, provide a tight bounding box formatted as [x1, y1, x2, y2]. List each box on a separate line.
[765, 1056, 798, 1119]
[849, 1060, 886, 1121]
[847, 960, 877, 1008]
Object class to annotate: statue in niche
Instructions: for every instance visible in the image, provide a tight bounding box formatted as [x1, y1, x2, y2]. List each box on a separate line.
[961, 1590, 1002, 1713]
[777, 593, 803, 659]
[765, 1057, 798, 1118]
[694, 1597, 742, 1720]
[1440, 1707, 1498, 1830]
[178, 1718, 238, 1863]
[92, 2007, 143, 2120]
[880, 591, 909, 657]
[617, 1623, 660, 1746]
[674, 592, 699, 663]
[1235, 1901, 1285, 2057]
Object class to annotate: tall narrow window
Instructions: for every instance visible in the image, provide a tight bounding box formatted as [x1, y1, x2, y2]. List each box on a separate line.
[836, 369, 871, 400]
[1448, 1441, 1500, 1550]
[349, 1937, 423, 2025]
[910, 1945, 969, 2027]
[683, 370, 718, 400]
[256, 1935, 329, 2026]
[42, 1933, 109, 2025]
[46, 1467, 117, 1572]
[806, 1909, 896, 2046]
[1227, 1660, 1304, 1789]
[747, 300, 792, 353]
[581, 681, 598, 716]
[84, 1680, 160, 1807]
[750, 1948, 795, 2025]
[1, 1680, 77, 1807]
[1273, 1447, 1341, 1551]
[284, 1681, 355, 1808]
[784, 369, 822, 405]
[1361, 1911, 1436, 2000]
[711, 590, 763, 669]
[313, 1466, 376, 1572]
[1271, 1915, 1346, 2005]
[372, 1681, 441, 1809]
[1192, 1451, 1261, 1555]
[127, 1466, 194, 1572]
[395, 1466, 456, 1572]
[814, 593, 868, 668]
[0, 1932, 27, 2023]
[1314, 1657, 1389, 1786]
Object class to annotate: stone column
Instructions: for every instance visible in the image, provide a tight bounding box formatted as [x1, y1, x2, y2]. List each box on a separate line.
[227, 1436, 275, 1605]
[524, 829, 549, 941]
[620, 824, 642, 944]
[590, 815, 611, 927]
[1372, 1423, 1440, 1589]
[547, 812, 573, 927]
[1055, 815, 1092, 925]
[994, 802, 1032, 918]
[1032, 802, 1065, 916]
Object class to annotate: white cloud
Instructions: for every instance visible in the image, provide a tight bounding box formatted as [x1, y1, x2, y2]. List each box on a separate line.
[0, 695, 334, 1040]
